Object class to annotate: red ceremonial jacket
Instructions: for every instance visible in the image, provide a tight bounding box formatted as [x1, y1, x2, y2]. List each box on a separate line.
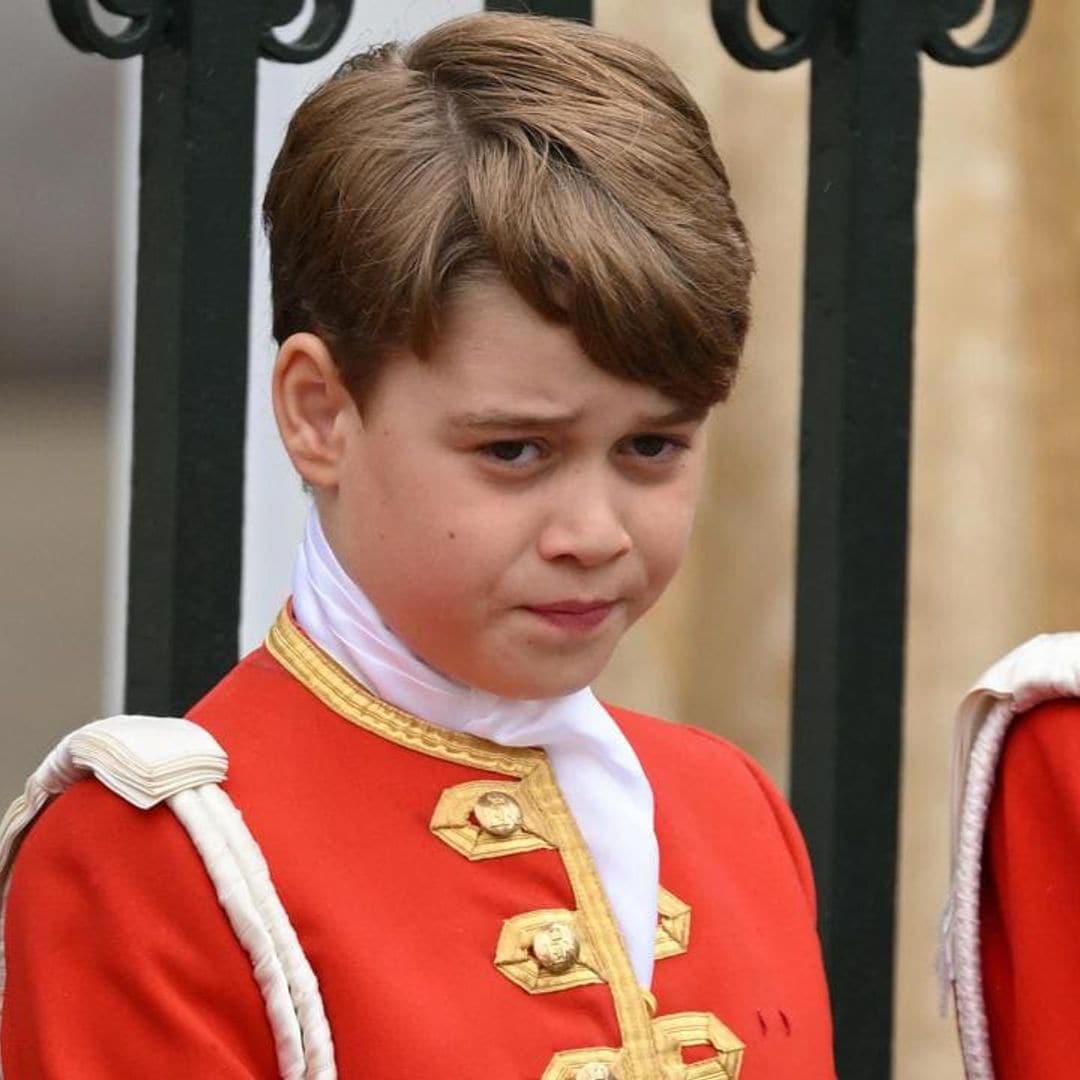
[980, 697, 1080, 1078]
[2, 608, 835, 1079]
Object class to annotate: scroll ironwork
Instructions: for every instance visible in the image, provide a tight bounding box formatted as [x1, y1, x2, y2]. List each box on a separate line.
[50, 0, 354, 62]
[260, 0, 355, 63]
[923, 0, 1032, 67]
[711, 0, 827, 71]
[48, 0, 168, 59]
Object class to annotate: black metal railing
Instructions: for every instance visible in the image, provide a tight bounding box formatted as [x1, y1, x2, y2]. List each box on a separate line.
[49, 2, 1031, 1077]
[49, 0, 354, 716]
[711, 4, 1029, 1076]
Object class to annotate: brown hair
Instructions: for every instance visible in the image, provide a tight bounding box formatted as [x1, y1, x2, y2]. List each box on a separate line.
[263, 12, 753, 408]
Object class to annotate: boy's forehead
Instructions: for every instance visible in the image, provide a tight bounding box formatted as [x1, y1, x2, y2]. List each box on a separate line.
[370, 276, 711, 426]
[429, 337, 701, 425]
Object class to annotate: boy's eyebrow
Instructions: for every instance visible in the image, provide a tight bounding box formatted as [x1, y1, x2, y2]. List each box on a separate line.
[634, 403, 710, 426]
[447, 408, 586, 430]
[447, 403, 708, 431]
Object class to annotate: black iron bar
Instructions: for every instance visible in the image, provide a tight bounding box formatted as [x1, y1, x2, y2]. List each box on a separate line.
[789, 8, 921, 1075]
[49, 0, 351, 715]
[713, 2, 1030, 1076]
[120, 0, 263, 717]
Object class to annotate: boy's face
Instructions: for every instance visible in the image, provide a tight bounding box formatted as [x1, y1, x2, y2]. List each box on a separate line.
[311, 277, 709, 699]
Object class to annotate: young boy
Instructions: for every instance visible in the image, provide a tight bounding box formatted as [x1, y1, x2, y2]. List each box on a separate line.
[1, 14, 834, 1078]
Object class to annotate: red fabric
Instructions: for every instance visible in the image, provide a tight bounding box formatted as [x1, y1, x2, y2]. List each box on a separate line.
[3, 647, 834, 1078]
[980, 697, 1080, 1079]
[2, 782, 280, 1078]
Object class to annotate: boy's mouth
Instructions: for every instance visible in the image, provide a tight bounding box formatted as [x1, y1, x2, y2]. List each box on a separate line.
[522, 600, 616, 633]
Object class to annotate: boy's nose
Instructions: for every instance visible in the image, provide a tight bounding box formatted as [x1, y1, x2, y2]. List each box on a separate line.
[536, 486, 633, 568]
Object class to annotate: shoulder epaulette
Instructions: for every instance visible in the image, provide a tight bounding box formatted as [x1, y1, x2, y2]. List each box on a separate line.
[0, 716, 336, 1079]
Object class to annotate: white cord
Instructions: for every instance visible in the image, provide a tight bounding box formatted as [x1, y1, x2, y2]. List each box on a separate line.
[169, 787, 309, 1079]
[186, 784, 336, 1077]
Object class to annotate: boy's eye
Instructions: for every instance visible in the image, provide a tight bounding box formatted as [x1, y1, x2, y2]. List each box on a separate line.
[480, 440, 542, 466]
[630, 434, 672, 458]
[625, 434, 686, 459]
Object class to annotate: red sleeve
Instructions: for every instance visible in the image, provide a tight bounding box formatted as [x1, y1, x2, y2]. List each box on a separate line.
[1, 779, 280, 1078]
[725, 740, 819, 921]
[980, 698, 1080, 1079]
[680, 725, 819, 921]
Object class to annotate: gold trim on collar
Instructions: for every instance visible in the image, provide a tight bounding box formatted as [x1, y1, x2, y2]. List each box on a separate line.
[265, 604, 664, 1078]
[266, 607, 543, 775]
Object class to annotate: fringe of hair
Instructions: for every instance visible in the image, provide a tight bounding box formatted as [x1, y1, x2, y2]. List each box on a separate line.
[263, 12, 753, 409]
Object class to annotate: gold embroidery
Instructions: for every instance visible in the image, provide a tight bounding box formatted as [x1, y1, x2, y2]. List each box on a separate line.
[266, 609, 544, 777]
[266, 606, 663, 1078]
[655, 887, 692, 960]
[430, 777, 556, 860]
[542, 1048, 623, 1080]
[524, 762, 662, 1076]
[545, 1013, 744, 1080]
[495, 909, 604, 993]
[652, 1013, 744, 1080]
[495, 888, 692, 995]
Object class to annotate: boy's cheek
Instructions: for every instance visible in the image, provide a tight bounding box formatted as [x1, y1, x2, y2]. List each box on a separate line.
[643, 496, 700, 566]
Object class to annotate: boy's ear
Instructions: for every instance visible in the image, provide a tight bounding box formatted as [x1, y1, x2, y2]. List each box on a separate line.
[272, 332, 355, 490]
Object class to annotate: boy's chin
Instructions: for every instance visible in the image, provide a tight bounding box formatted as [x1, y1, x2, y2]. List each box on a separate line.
[469, 660, 603, 701]
[411, 634, 613, 700]
[497, 679, 592, 701]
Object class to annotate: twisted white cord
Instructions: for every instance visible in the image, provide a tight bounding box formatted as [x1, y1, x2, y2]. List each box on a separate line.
[168, 787, 308, 1078]
[185, 784, 336, 1077]
[943, 700, 1011, 1080]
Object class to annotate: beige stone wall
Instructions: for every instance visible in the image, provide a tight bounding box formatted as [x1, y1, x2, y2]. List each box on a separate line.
[593, 5, 1079, 1079]
[1011, 7, 1080, 630]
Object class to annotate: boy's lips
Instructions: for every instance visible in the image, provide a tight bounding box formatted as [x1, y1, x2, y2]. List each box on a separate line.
[522, 599, 617, 633]
[529, 599, 616, 614]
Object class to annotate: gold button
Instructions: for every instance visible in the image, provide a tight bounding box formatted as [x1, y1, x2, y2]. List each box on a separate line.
[532, 921, 580, 974]
[473, 791, 524, 838]
[574, 1065, 615, 1080]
